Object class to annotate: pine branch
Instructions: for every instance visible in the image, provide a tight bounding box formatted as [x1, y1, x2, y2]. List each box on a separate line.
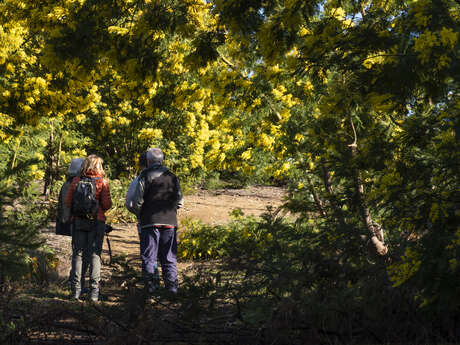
[91, 303, 150, 343]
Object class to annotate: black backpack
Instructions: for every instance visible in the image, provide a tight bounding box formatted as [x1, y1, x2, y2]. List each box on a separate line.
[72, 176, 100, 219]
[55, 176, 75, 236]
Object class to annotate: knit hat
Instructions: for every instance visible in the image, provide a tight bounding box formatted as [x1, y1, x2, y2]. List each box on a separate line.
[68, 158, 84, 176]
[146, 148, 164, 165]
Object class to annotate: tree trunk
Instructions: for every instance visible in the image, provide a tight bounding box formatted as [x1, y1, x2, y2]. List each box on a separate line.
[57, 137, 62, 175]
[350, 144, 388, 255]
[43, 123, 54, 196]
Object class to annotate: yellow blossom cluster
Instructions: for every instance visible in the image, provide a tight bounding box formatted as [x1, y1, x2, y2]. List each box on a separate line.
[138, 128, 163, 142]
[413, 27, 458, 66]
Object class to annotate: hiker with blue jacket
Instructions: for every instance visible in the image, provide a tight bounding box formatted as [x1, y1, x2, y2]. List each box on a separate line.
[125, 151, 160, 287]
[130, 148, 184, 295]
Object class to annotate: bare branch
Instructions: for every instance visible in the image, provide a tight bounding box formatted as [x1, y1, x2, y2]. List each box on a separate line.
[306, 173, 327, 217]
[219, 54, 237, 70]
[348, 114, 358, 148]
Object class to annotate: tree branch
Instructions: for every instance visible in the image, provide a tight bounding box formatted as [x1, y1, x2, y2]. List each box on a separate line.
[388, 113, 404, 128]
[349, 134, 388, 256]
[306, 173, 327, 217]
[348, 114, 358, 148]
[91, 303, 150, 343]
[320, 162, 346, 226]
[219, 54, 236, 70]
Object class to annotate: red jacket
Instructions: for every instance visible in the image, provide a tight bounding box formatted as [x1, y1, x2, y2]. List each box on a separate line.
[65, 170, 112, 222]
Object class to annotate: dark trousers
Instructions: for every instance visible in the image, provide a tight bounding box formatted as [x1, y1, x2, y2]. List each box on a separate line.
[140, 226, 178, 292]
[69, 222, 88, 288]
[71, 219, 105, 291]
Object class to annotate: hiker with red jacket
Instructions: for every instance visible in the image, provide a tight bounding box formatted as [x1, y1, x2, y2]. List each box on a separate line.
[56, 157, 88, 290]
[131, 148, 184, 295]
[65, 154, 112, 301]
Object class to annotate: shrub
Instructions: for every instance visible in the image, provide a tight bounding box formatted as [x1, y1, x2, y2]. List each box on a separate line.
[178, 210, 273, 261]
[0, 181, 48, 285]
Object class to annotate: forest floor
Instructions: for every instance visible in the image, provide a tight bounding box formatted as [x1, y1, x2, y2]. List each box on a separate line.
[3, 186, 287, 344]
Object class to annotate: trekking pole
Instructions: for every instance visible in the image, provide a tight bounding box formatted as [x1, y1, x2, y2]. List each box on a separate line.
[105, 234, 113, 266]
[105, 224, 113, 266]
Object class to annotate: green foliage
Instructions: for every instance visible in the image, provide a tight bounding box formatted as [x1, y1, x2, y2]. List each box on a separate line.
[104, 178, 137, 224]
[179, 218, 223, 260]
[0, 126, 57, 286]
[175, 209, 458, 343]
[0, 181, 47, 284]
[0, 288, 25, 345]
[200, 172, 227, 190]
[178, 212, 264, 260]
[380, 99, 460, 313]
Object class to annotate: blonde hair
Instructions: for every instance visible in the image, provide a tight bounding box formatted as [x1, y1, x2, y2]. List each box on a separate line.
[80, 154, 105, 177]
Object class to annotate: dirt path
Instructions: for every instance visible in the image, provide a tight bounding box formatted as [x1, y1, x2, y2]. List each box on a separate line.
[46, 186, 286, 279]
[181, 186, 286, 224]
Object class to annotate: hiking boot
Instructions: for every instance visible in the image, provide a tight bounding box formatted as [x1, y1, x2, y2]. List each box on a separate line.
[144, 274, 160, 296]
[165, 279, 178, 294]
[167, 286, 178, 294]
[72, 288, 82, 300]
[89, 289, 99, 302]
[145, 283, 160, 300]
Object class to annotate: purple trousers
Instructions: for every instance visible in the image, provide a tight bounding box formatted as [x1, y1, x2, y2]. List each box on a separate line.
[139, 226, 178, 292]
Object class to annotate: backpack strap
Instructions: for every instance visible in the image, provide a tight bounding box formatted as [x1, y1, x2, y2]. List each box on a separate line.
[89, 176, 102, 211]
[79, 176, 102, 218]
